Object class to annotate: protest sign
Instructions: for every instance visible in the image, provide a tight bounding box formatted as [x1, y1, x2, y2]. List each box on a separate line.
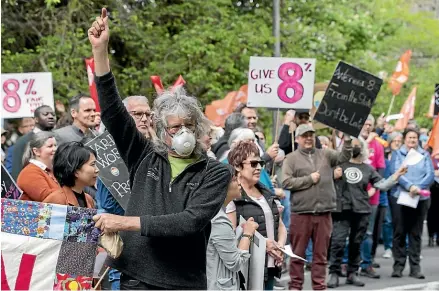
[1, 164, 22, 199]
[1, 199, 99, 290]
[435, 84, 439, 117]
[313, 61, 383, 137]
[1, 72, 54, 119]
[247, 57, 316, 109]
[86, 131, 130, 210]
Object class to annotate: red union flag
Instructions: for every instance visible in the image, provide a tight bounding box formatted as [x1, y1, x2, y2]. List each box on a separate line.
[85, 57, 100, 112]
[388, 50, 411, 96]
[394, 87, 417, 131]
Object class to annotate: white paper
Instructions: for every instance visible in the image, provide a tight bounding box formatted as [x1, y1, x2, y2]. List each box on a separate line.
[397, 190, 420, 208]
[248, 231, 266, 290]
[280, 245, 307, 262]
[385, 113, 404, 122]
[403, 149, 424, 166]
[247, 57, 316, 109]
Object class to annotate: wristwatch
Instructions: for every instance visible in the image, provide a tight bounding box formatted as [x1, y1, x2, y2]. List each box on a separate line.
[241, 233, 254, 242]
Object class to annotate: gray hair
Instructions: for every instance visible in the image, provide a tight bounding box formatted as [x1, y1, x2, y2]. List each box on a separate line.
[22, 131, 56, 166]
[353, 136, 370, 162]
[122, 95, 149, 108]
[224, 113, 246, 137]
[152, 86, 211, 156]
[367, 114, 375, 125]
[228, 128, 256, 147]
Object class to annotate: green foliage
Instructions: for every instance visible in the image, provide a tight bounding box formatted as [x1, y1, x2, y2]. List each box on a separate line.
[2, 0, 438, 137]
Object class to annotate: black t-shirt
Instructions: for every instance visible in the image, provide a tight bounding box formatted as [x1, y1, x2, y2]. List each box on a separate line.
[73, 190, 87, 208]
[336, 162, 382, 213]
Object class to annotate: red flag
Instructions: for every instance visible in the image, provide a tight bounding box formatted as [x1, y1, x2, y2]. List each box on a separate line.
[394, 87, 417, 131]
[388, 50, 411, 96]
[84, 58, 100, 112]
[427, 117, 439, 156]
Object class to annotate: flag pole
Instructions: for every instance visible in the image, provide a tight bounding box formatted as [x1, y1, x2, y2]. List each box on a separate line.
[271, 108, 281, 176]
[387, 95, 396, 116]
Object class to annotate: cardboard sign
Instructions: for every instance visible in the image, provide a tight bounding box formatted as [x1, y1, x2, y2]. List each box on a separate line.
[247, 57, 316, 109]
[1, 72, 54, 119]
[86, 131, 130, 210]
[1, 164, 22, 199]
[434, 83, 439, 117]
[1, 199, 99, 290]
[313, 61, 383, 137]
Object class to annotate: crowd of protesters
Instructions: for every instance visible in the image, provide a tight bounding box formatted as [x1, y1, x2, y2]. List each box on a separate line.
[1, 8, 438, 291]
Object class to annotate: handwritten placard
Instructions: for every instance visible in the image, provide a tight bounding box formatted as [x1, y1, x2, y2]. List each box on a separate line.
[1, 164, 22, 199]
[434, 83, 439, 117]
[247, 57, 316, 109]
[1, 72, 54, 119]
[314, 61, 383, 137]
[86, 131, 130, 210]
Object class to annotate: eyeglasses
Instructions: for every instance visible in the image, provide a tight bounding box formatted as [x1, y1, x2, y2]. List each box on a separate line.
[298, 114, 310, 120]
[242, 160, 266, 168]
[167, 124, 196, 134]
[129, 111, 151, 121]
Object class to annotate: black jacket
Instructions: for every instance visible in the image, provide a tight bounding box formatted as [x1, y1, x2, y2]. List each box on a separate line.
[96, 72, 231, 290]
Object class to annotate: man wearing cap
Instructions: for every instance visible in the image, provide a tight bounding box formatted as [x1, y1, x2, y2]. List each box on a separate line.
[282, 124, 352, 290]
[279, 109, 322, 155]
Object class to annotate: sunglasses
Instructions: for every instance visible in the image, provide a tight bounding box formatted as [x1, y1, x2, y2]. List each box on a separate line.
[242, 160, 266, 168]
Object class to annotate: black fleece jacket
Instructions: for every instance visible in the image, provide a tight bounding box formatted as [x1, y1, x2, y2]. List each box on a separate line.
[95, 72, 231, 290]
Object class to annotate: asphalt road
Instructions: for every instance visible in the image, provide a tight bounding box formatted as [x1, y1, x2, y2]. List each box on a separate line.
[277, 224, 439, 290]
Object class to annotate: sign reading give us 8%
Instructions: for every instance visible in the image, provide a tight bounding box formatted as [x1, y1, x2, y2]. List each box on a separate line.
[247, 57, 316, 109]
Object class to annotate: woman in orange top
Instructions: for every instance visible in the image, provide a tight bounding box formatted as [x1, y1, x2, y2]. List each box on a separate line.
[18, 131, 61, 201]
[45, 142, 98, 208]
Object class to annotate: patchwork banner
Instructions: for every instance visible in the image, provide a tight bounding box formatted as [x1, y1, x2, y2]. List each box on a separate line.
[1, 199, 99, 290]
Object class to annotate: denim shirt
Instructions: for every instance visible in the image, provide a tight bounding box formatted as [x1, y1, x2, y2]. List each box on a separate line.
[96, 178, 124, 215]
[389, 145, 435, 201]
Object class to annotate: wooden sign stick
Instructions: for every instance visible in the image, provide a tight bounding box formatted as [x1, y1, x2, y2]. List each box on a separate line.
[271, 108, 281, 176]
[92, 266, 111, 290]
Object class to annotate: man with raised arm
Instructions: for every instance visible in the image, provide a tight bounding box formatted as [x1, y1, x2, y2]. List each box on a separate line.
[89, 8, 231, 290]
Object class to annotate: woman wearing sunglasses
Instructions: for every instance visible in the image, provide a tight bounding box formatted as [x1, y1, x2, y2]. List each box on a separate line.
[226, 140, 287, 290]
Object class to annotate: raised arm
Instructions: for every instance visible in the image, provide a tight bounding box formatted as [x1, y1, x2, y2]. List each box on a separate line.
[325, 138, 352, 167]
[89, 8, 150, 170]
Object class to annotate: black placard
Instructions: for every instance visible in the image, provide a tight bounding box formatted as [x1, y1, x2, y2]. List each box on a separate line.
[434, 84, 439, 117]
[313, 61, 383, 137]
[1, 164, 22, 199]
[86, 131, 130, 210]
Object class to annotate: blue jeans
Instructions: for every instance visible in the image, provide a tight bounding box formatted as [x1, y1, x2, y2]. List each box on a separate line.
[382, 205, 393, 250]
[360, 206, 377, 269]
[305, 240, 313, 262]
[342, 238, 349, 264]
[109, 268, 121, 290]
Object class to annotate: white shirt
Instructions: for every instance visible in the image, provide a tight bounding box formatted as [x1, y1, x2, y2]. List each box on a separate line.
[29, 159, 47, 171]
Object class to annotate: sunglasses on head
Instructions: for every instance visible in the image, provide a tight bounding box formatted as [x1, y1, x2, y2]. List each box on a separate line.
[242, 160, 266, 168]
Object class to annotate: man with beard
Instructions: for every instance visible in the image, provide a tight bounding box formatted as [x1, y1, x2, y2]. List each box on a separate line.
[10, 105, 56, 179]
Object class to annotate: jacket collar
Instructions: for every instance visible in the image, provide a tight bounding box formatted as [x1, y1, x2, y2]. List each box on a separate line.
[238, 182, 275, 203]
[400, 145, 426, 155]
[61, 186, 94, 208]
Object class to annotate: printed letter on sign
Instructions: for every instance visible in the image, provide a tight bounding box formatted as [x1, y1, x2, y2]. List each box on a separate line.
[1, 254, 37, 291]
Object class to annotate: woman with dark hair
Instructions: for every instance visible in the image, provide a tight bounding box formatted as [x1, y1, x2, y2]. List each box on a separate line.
[18, 131, 60, 201]
[44, 142, 98, 208]
[389, 128, 435, 279]
[226, 140, 287, 290]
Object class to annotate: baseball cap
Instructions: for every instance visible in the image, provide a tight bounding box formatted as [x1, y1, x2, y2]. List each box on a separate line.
[295, 124, 315, 138]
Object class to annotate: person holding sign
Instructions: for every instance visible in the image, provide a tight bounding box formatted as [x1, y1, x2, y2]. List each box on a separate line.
[281, 124, 352, 290]
[389, 128, 435, 279]
[88, 9, 231, 290]
[327, 137, 407, 288]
